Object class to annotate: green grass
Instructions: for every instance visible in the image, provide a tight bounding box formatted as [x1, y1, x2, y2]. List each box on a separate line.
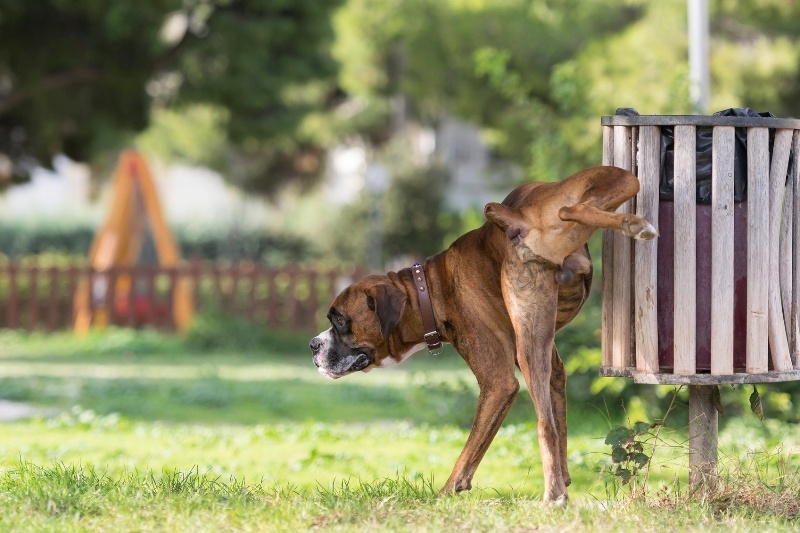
[1, 327, 800, 531]
[1, 461, 799, 532]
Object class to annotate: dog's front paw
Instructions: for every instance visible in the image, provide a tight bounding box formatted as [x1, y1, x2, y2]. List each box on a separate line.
[439, 477, 472, 496]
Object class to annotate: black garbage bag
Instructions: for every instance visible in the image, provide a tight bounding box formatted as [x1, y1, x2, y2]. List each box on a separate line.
[616, 107, 776, 203]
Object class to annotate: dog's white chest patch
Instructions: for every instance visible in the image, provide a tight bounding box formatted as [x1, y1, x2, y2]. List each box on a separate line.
[380, 343, 426, 368]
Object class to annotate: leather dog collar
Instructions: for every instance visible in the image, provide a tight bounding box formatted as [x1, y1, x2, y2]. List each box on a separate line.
[411, 262, 443, 355]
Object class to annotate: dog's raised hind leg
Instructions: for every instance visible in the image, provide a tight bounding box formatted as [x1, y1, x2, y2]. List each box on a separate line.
[558, 203, 657, 240]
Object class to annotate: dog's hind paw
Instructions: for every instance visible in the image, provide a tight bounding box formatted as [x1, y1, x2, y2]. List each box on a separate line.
[542, 493, 569, 507]
[622, 216, 658, 240]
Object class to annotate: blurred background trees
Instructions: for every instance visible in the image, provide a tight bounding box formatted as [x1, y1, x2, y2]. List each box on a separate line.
[2, 0, 800, 414]
[0, 0, 343, 194]
[1, 0, 800, 266]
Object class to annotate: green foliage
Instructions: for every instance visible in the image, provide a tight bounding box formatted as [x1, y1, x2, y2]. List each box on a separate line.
[749, 385, 764, 421]
[184, 311, 311, 354]
[134, 105, 229, 169]
[603, 422, 656, 486]
[0, 221, 317, 264]
[0, 223, 95, 259]
[333, 0, 643, 183]
[3, 0, 799, 202]
[0, 0, 343, 192]
[330, 159, 462, 265]
[0, 327, 185, 358]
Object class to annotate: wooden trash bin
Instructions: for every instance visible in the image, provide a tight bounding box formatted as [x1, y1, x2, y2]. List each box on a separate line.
[597, 113, 800, 490]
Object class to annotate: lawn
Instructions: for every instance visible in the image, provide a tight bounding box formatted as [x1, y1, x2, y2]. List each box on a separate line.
[1, 328, 799, 531]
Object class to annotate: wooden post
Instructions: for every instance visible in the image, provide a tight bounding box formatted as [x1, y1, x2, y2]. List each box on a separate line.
[689, 385, 718, 492]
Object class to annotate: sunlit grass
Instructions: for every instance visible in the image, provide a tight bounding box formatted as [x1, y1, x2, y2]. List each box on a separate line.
[2, 328, 800, 530]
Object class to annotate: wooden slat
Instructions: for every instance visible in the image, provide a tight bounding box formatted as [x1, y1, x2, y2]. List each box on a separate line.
[601, 125, 615, 367]
[230, 266, 241, 313]
[104, 269, 117, 327]
[47, 266, 59, 331]
[247, 270, 258, 321]
[190, 258, 202, 312]
[146, 266, 158, 326]
[612, 125, 633, 368]
[780, 141, 794, 363]
[67, 265, 79, 328]
[8, 263, 19, 328]
[767, 129, 794, 371]
[635, 125, 660, 373]
[792, 131, 800, 368]
[267, 270, 279, 326]
[628, 128, 639, 362]
[307, 272, 319, 333]
[28, 267, 40, 330]
[673, 125, 697, 375]
[711, 126, 735, 375]
[166, 268, 177, 329]
[747, 127, 770, 373]
[290, 270, 302, 330]
[126, 269, 137, 328]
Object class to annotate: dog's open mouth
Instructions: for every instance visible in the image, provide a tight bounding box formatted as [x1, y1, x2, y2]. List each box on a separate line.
[319, 353, 371, 379]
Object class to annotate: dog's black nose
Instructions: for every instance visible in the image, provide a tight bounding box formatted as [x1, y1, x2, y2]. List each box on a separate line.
[309, 337, 323, 354]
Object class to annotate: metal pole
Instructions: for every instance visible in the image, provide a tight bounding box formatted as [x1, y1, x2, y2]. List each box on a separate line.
[688, 0, 710, 113]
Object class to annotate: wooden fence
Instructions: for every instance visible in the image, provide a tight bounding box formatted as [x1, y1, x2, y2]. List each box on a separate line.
[0, 261, 365, 334]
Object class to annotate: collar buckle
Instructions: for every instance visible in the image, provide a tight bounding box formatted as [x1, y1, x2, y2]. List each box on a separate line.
[424, 331, 443, 355]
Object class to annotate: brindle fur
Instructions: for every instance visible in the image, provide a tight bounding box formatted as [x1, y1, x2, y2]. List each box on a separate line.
[311, 165, 657, 503]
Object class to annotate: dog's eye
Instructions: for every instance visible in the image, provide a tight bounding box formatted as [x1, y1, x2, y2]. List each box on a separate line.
[328, 310, 350, 333]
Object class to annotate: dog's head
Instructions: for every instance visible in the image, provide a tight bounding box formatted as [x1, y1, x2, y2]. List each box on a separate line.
[309, 275, 410, 379]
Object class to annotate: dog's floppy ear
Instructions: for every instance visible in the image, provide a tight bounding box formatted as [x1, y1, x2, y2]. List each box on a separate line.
[366, 283, 407, 338]
[484, 202, 528, 246]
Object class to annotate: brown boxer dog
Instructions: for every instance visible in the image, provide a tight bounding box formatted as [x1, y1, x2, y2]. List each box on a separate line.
[310, 165, 657, 503]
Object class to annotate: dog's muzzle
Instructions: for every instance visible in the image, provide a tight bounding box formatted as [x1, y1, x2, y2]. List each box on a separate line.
[309, 334, 371, 378]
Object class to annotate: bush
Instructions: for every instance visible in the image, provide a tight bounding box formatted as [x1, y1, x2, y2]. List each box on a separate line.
[183, 311, 310, 355]
[0, 222, 318, 265]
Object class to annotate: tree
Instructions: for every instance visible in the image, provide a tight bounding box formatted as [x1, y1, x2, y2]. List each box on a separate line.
[0, 0, 343, 192]
[332, 0, 644, 182]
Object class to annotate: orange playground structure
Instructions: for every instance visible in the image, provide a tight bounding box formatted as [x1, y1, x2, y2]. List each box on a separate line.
[74, 150, 192, 333]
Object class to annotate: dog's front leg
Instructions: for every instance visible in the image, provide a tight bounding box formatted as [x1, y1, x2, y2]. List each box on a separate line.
[502, 262, 566, 503]
[440, 330, 519, 494]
